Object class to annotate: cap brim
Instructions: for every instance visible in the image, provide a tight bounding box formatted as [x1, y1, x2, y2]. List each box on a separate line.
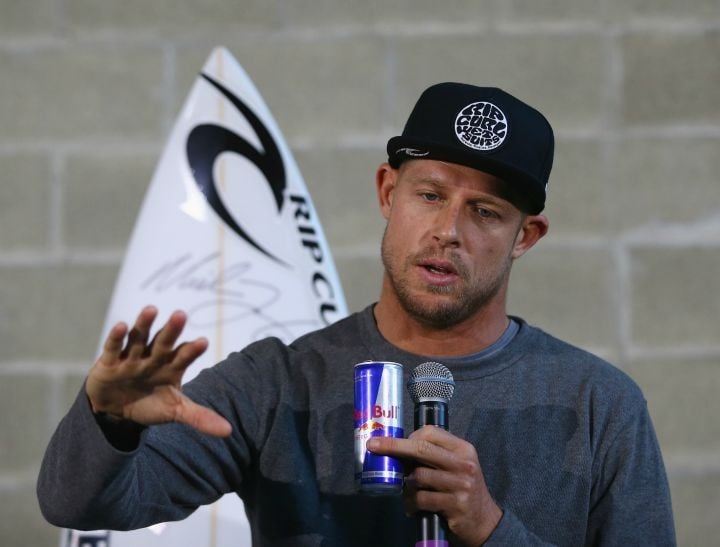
[387, 136, 546, 214]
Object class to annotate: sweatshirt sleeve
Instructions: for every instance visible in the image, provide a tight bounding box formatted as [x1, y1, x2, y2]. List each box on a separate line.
[585, 400, 676, 546]
[480, 360, 675, 547]
[37, 385, 157, 530]
[482, 402, 675, 546]
[484, 509, 557, 546]
[37, 361, 256, 531]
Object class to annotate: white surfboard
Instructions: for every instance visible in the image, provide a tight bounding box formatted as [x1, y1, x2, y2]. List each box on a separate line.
[63, 47, 347, 547]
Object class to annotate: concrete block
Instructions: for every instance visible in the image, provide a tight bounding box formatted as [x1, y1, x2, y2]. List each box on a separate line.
[0, 152, 52, 251]
[0, 0, 59, 37]
[393, 34, 607, 132]
[609, 0, 720, 19]
[0, 264, 117, 361]
[65, 0, 284, 33]
[621, 31, 720, 126]
[508, 246, 618, 350]
[0, 46, 165, 142]
[282, 0, 496, 26]
[0, 374, 52, 472]
[629, 247, 720, 347]
[625, 357, 720, 457]
[0, 482, 60, 547]
[543, 138, 610, 236]
[608, 137, 720, 233]
[174, 37, 387, 143]
[294, 148, 385, 249]
[64, 152, 155, 250]
[335, 255, 383, 314]
[497, 0, 602, 21]
[669, 472, 720, 547]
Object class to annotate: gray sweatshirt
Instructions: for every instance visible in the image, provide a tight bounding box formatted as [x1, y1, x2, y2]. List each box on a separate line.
[38, 307, 676, 546]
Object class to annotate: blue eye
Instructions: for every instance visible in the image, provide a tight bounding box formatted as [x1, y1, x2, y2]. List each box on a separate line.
[476, 207, 496, 218]
[422, 193, 440, 202]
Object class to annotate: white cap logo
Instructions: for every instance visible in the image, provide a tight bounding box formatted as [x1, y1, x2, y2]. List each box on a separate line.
[455, 101, 508, 151]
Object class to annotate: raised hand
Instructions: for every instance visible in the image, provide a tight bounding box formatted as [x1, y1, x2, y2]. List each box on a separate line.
[85, 305, 232, 437]
[367, 425, 502, 546]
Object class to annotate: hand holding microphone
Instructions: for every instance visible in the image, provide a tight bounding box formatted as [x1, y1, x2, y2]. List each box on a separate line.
[366, 362, 502, 546]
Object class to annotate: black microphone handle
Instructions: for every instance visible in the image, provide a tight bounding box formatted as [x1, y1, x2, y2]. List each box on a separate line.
[414, 401, 449, 547]
[415, 401, 448, 429]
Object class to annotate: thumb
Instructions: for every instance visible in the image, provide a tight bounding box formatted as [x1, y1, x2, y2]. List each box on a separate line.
[175, 396, 233, 438]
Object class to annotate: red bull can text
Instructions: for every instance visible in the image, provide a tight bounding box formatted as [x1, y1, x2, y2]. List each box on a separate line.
[354, 361, 404, 494]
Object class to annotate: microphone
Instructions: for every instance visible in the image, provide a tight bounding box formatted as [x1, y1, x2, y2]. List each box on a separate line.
[407, 362, 455, 547]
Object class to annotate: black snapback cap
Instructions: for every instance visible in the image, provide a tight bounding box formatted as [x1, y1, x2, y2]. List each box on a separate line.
[387, 83, 554, 214]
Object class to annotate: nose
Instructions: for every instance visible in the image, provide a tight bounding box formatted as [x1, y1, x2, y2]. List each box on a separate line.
[432, 203, 461, 247]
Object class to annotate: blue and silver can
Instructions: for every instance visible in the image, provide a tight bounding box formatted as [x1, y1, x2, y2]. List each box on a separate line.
[354, 361, 404, 494]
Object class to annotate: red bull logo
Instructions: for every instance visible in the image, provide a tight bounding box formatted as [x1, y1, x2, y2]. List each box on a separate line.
[373, 404, 399, 419]
[357, 419, 386, 432]
[354, 404, 400, 423]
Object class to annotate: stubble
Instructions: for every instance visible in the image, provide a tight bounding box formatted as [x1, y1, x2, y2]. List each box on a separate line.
[380, 227, 513, 329]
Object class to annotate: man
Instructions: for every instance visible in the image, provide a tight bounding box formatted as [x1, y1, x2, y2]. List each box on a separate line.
[38, 83, 676, 546]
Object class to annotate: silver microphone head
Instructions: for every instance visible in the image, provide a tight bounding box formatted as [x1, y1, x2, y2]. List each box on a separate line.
[407, 361, 455, 404]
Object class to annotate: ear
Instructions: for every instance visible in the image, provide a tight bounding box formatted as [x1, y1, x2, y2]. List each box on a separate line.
[376, 163, 398, 220]
[512, 214, 549, 259]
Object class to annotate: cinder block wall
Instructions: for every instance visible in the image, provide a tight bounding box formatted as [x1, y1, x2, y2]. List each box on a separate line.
[1, 2, 718, 545]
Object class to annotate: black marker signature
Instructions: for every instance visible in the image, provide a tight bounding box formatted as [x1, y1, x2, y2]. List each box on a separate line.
[140, 252, 321, 340]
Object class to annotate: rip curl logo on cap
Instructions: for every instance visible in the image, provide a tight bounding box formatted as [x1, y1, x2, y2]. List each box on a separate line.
[455, 101, 508, 151]
[396, 147, 429, 158]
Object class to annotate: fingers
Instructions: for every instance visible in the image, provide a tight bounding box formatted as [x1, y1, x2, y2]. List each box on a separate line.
[92, 307, 208, 415]
[101, 307, 205, 374]
[403, 488, 455, 516]
[410, 425, 470, 451]
[99, 306, 158, 365]
[149, 338, 208, 382]
[171, 338, 209, 371]
[403, 466, 479, 518]
[148, 310, 189, 362]
[125, 306, 159, 360]
[405, 465, 472, 496]
[402, 469, 472, 524]
[100, 321, 129, 363]
[367, 426, 471, 470]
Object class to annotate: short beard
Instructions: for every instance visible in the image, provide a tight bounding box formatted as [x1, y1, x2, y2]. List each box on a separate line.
[381, 230, 511, 329]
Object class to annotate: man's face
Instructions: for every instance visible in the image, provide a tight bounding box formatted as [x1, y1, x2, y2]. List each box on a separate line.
[378, 159, 535, 329]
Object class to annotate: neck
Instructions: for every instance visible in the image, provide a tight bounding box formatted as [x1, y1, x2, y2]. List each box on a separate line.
[373, 280, 511, 357]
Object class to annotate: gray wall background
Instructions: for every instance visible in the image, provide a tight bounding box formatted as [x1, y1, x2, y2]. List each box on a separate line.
[1, 1, 719, 545]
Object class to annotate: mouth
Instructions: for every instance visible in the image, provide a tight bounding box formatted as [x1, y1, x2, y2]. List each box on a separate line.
[423, 264, 454, 275]
[417, 259, 460, 283]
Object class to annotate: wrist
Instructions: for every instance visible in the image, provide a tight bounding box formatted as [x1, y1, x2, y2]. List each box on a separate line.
[474, 500, 503, 545]
[85, 389, 125, 422]
[94, 410, 127, 424]
[92, 409, 147, 452]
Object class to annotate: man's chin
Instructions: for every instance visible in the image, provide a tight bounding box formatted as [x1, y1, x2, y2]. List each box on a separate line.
[401, 295, 473, 329]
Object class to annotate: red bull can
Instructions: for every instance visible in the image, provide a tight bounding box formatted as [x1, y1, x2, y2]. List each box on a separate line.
[354, 361, 404, 494]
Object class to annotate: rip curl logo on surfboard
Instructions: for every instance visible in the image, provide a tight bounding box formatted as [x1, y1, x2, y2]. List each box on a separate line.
[186, 74, 288, 266]
[454, 101, 508, 151]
